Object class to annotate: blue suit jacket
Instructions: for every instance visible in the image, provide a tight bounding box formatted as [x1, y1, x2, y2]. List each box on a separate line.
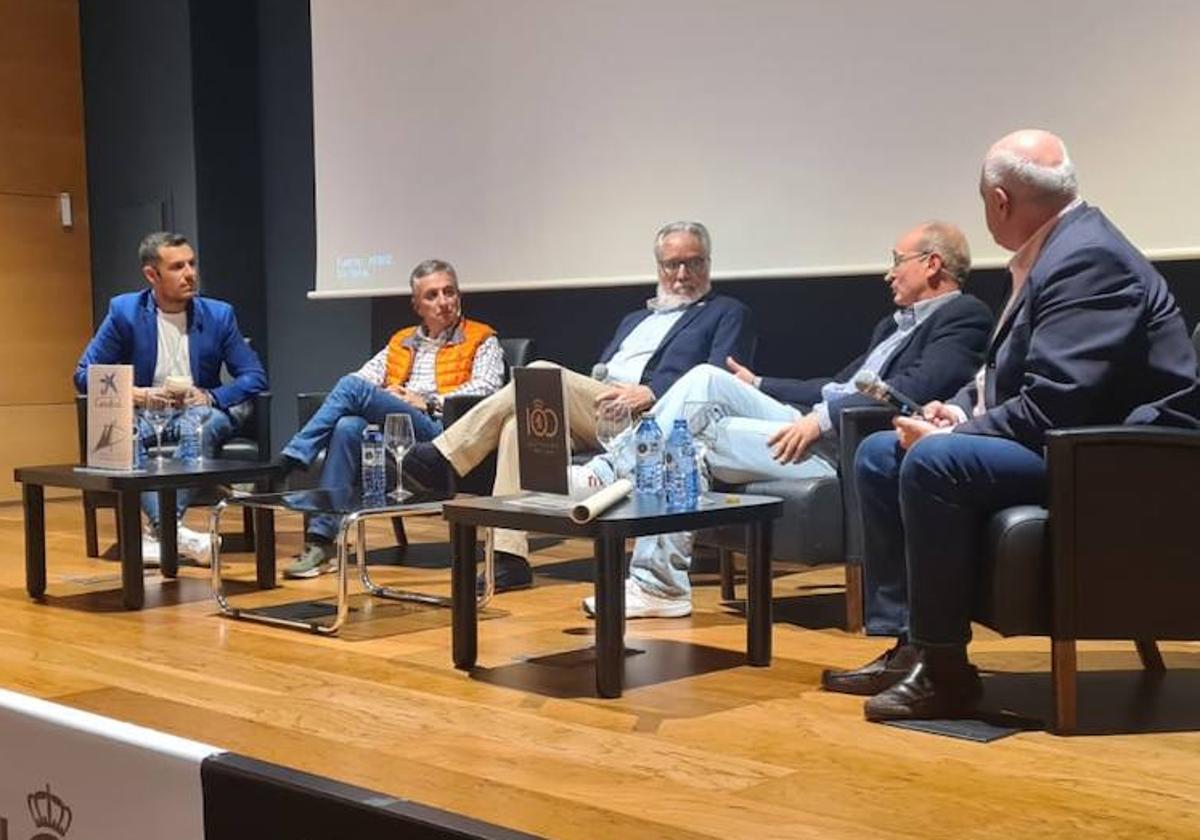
[760, 293, 994, 431]
[74, 289, 267, 412]
[952, 203, 1200, 450]
[599, 293, 755, 398]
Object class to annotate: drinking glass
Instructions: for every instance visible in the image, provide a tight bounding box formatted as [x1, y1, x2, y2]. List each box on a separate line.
[595, 401, 632, 453]
[142, 392, 173, 466]
[188, 404, 213, 465]
[384, 412, 416, 500]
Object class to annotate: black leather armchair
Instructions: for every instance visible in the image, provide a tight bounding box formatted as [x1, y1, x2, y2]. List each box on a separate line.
[976, 426, 1200, 733]
[75, 390, 272, 556]
[695, 404, 895, 630]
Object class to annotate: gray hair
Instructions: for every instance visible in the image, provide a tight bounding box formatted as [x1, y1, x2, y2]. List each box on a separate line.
[982, 143, 1078, 204]
[654, 220, 712, 261]
[409, 258, 458, 292]
[916, 221, 971, 285]
[138, 231, 190, 267]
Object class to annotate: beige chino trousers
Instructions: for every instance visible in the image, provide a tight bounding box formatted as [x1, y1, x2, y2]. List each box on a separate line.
[433, 361, 609, 559]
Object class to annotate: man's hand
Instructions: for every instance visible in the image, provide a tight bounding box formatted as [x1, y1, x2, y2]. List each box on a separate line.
[767, 413, 821, 464]
[596, 383, 655, 414]
[893, 415, 953, 449]
[726, 356, 757, 385]
[387, 384, 428, 413]
[182, 387, 213, 408]
[919, 400, 962, 429]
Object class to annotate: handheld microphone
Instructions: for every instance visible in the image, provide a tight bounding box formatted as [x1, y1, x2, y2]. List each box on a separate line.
[852, 370, 922, 416]
[590, 363, 608, 382]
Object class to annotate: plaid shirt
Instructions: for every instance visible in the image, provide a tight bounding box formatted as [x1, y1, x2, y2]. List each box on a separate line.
[353, 326, 504, 415]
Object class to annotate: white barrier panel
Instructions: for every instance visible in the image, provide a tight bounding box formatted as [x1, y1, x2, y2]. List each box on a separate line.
[0, 688, 219, 840]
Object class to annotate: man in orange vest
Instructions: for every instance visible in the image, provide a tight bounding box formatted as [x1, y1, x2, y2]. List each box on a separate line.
[278, 258, 503, 578]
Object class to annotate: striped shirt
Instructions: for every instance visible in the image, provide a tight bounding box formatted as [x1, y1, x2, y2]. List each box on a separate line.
[353, 325, 504, 415]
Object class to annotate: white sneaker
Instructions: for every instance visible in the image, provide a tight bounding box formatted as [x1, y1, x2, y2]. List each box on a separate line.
[569, 464, 608, 496]
[140, 535, 162, 569]
[176, 525, 215, 567]
[581, 578, 692, 619]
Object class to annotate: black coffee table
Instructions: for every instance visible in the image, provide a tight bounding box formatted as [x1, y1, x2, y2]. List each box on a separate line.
[442, 491, 782, 698]
[14, 460, 280, 609]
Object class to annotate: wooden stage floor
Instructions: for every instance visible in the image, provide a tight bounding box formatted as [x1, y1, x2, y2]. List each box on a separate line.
[2, 497, 1199, 838]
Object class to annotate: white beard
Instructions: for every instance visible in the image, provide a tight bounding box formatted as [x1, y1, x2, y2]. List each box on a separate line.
[654, 282, 708, 310]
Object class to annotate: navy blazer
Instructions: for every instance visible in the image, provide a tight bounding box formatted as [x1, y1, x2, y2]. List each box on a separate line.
[952, 203, 1200, 451]
[74, 289, 268, 412]
[599, 293, 755, 398]
[760, 293, 994, 431]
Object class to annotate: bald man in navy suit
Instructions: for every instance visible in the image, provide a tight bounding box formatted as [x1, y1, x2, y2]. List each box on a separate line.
[823, 130, 1200, 721]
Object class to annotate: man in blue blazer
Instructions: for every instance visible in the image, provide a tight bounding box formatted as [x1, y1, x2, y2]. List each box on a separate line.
[578, 221, 993, 618]
[405, 220, 755, 591]
[824, 130, 1200, 721]
[75, 231, 267, 566]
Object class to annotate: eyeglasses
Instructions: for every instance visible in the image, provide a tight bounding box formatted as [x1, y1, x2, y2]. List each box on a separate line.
[658, 256, 709, 275]
[890, 250, 931, 269]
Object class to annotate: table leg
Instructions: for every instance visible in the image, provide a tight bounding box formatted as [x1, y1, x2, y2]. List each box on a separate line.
[159, 488, 178, 578]
[253, 507, 276, 589]
[117, 490, 145, 610]
[451, 522, 478, 670]
[22, 483, 46, 600]
[595, 533, 626, 698]
[746, 520, 773, 665]
[253, 476, 276, 588]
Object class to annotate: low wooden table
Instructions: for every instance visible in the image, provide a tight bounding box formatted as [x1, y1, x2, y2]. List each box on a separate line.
[442, 491, 782, 698]
[13, 460, 280, 609]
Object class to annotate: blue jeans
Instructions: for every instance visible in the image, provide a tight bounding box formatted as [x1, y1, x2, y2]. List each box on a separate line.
[137, 408, 236, 531]
[283, 375, 443, 541]
[856, 430, 1047, 645]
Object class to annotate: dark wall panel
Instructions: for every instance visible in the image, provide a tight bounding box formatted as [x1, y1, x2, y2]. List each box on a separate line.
[80, 0, 198, 326]
[257, 0, 370, 448]
[191, 0, 267, 347]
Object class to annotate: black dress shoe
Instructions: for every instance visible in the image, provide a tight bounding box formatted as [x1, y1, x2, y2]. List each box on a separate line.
[864, 656, 983, 722]
[477, 551, 534, 595]
[821, 642, 920, 696]
[273, 454, 306, 478]
[402, 442, 454, 497]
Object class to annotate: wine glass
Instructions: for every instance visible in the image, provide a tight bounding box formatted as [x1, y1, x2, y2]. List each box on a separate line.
[595, 401, 632, 453]
[383, 413, 415, 500]
[142, 392, 172, 466]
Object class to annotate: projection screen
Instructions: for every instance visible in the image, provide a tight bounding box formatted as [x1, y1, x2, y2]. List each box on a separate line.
[309, 0, 1200, 298]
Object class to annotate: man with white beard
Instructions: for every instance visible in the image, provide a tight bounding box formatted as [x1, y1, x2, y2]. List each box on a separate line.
[404, 220, 755, 592]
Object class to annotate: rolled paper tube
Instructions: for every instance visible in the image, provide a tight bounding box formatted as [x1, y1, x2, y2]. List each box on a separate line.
[570, 478, 633, 524]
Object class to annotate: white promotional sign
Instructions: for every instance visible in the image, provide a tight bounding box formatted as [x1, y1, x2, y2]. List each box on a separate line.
[0, 689, 218, 840]
[86, 364, 135, 470]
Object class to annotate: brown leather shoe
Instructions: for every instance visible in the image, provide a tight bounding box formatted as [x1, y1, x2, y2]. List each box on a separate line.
[820, 642, 919, 696]
[863, 656, 983, 721]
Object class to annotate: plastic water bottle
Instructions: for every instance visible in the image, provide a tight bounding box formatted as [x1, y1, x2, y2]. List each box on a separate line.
[177, 410, 201, 464]
[664, 419, 699, 511]
[361, 424, 386, 505]
[634, 415, 664, 497]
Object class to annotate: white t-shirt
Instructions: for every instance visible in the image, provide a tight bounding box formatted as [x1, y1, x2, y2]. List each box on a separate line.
[153, 310, 191, 386]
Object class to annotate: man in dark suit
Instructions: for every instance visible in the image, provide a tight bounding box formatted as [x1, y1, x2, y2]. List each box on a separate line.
[579, 221, 994, 618]
[823, 129, 1200, 721]
[74, 231, 267, 566]
[405, 220, 755, 591]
